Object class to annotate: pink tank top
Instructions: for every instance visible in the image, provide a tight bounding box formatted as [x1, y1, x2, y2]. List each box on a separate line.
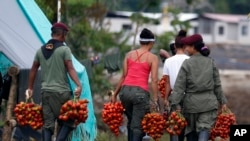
[122, 50, 151, 91]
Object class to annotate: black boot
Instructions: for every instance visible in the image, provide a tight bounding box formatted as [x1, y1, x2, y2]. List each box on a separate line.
[42, 128, 53, 141]
[186, 131, 198, 141]
[56, 125, 73, 141]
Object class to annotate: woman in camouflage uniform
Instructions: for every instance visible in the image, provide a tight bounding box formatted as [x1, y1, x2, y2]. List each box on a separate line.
[169, 34, 227, 141]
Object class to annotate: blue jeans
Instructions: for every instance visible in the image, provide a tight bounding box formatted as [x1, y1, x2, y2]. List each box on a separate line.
[186, 130, 209, 141]
[42, 125, 73, 141]
[14, 126, 41, 141]
[56, 125, 74, 141]
[119, 85, 150, 141]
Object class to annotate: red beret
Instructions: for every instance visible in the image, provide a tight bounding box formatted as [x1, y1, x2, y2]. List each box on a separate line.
[181, 34, 203, 45]
[51, 22, 69, 31]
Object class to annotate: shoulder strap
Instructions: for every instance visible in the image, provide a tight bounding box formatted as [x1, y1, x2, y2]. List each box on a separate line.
[134, 50, 148, 62]
[41, 39, 65, 60]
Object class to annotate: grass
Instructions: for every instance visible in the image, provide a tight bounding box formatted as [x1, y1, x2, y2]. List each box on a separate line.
[95, 130, 171, 141]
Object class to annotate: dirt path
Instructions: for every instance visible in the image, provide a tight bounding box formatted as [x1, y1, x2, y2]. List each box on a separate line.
[220, 70, 250, 124]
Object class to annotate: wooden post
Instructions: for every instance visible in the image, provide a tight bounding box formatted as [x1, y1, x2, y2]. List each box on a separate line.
[2, 66, 19, 141]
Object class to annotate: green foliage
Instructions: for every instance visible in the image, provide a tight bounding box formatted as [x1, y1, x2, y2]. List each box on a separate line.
[168, 8, 191, 32]
[90, 63, 113, 94]
[130, 13, 150, 24]
[111, 0, 161, 12]
[186, 0, 193, 5]
[155, 7, 191, 52]
[65, 20, 91, 58]
[68, 0, 94, 6]
[209, 0, 250, 14]
[95, 130, 171, 141]
[90, 30, 117, 52]
[95, 130, 127, 141]
[35, 0, 55, 22]
[156, 32, 175, 51]
[209, 0, 229, 13]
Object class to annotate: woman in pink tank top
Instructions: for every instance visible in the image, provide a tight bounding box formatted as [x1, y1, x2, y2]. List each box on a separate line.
[111, 28, 159, 141]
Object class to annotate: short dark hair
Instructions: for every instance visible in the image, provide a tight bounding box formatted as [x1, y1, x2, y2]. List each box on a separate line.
[175, 30, 187, 48]
[51, 28, 67, 36]
[170, 43, 176, 55]
[139, 28, 155, 45]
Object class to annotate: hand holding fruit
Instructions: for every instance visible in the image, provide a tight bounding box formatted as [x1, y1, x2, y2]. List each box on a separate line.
[220, 104, 227, 112]
[108, 90, 117, 103]
[25, 89, 33, 100]
[163, 99, 169, 107]
[151, 100, 159, 112]
[74, 86, 82, 98]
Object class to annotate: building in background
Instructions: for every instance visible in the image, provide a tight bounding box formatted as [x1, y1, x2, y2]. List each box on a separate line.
[104, 11, 250, 46]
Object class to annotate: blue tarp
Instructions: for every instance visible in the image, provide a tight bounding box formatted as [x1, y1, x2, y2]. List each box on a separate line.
[0, 52, 13, 75]
[0, 0, 42, 71]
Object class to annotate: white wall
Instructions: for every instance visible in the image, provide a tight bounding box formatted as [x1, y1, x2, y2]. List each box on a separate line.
[188, 21, 199, 35]
[214, 21, 228, 43]
[238, 20, 250, 45]
[227, 23, 238, 42]
[103, 18, 132, 32]
[202, 34, 213, 44]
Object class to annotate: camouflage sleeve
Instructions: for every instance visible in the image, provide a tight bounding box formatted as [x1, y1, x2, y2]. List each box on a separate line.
[170, 60, 187, 110]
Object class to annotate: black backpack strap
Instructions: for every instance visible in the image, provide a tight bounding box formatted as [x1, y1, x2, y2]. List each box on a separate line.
[41, 39, 65, 60]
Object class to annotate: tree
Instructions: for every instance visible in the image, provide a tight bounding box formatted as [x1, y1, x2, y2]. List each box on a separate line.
[35, 0, 60, 23]
[130, 13, 156, 49]
[156, 7, 192, 52]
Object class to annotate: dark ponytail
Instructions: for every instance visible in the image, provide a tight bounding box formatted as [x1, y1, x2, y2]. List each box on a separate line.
[175, 30, 187, 48]
[194, 42, 210, 56]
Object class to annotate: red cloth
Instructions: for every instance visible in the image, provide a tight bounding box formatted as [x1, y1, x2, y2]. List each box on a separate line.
[51, 22, 69, 31]
[122, 58, 150, 91]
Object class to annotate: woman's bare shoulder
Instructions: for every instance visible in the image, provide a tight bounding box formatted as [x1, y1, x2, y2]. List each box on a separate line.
[149, 52, 158, 59]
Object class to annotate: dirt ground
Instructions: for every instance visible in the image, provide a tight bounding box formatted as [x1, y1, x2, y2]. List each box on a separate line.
[219, 69, 250, 124]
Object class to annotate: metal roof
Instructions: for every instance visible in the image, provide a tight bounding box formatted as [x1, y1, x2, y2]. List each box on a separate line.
[202, 13, 247, 23]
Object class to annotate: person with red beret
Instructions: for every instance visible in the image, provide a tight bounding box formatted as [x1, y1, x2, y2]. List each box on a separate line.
[169, 34, 228, 141]
[26, 22, 82, 141]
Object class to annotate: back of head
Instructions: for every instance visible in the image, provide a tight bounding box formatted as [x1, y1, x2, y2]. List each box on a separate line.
[175, 30, 187, 48]
[181, 34, 210, 56]
[51, 22, 69, 36]
[169, 43, 176, 55]
[139, 28, 155, 45]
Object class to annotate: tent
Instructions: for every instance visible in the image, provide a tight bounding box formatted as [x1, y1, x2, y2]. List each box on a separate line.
[0, 0, 96, 140]
[0, 0, 48, 75]
[0, 0, 49, 103]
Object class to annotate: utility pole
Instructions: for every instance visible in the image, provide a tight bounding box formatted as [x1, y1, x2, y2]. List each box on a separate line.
[57, 0, 61, 22]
